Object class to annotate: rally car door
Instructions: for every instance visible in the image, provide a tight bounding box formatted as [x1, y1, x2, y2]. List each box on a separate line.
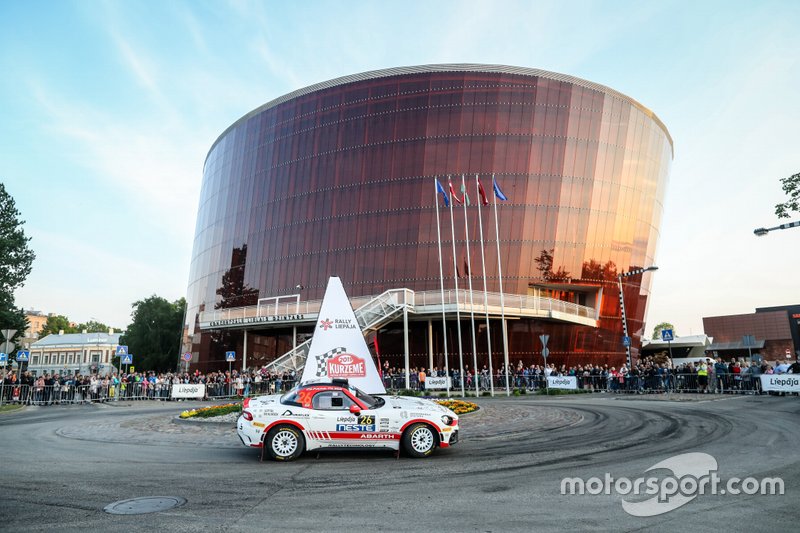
[307, 390, 392, 448]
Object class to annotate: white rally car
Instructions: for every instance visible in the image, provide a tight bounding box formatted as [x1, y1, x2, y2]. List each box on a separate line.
[237, 380, 459, 460]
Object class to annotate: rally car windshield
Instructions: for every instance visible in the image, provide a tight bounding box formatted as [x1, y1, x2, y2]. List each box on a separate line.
[279, 384, 384, 408]
[350, 387, 384, 408]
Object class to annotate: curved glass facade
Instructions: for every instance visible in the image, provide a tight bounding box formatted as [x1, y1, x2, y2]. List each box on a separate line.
[186, 64, 672, 371]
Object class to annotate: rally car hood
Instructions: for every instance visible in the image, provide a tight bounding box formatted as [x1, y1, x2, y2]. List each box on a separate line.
[381, 395, 456, 417]
[245, 394, 282, 407]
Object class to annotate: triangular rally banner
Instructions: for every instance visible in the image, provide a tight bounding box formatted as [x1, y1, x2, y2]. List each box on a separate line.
[299, 277, 386, 394]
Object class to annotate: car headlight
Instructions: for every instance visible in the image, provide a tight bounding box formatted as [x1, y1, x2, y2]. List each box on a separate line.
[441, 415, 454, 426]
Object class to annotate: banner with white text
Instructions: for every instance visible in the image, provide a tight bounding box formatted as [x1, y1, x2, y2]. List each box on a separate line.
[760, 375, 800, 392]
[171, 384, 206, 399]
[547, 376, 578, 390]
[424, 376, 451, 390]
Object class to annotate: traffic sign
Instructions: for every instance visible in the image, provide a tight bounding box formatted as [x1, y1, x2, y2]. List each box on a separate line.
[121, 354, 133, 365]
[622, 336, 631, 347]
[225, 351, 236, 362]
[0, 353, 7, 363]
[182, 352, 192, 362]
[542, 347, 550, 359]
[115, 345, 129, 356]
[539, 334, 550, 347]
[661, 329, 674, 342]
[15, 350, 29, 362]
[742, 334, 756, 347]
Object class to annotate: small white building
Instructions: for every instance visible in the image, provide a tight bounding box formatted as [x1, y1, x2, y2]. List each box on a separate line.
[28, 331, 122, 376]
[641, 334, 713, 367]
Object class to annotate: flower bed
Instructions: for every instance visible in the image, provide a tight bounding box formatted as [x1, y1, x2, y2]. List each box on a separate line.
[179, 403, 241, 419]
[435, 399, 479, 415]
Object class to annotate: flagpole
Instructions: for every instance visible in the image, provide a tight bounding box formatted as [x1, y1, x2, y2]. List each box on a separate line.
[492, 174, 510, 396]
[461, 175, 477, 398]
[434, 179, 449, 396]
[476, 175, 494, 397]
[447, 177, 463, 398]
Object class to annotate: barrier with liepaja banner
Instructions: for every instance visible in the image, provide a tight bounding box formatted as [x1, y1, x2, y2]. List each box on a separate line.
[760, 375, 800, 393]
[424, 377, 451, 390]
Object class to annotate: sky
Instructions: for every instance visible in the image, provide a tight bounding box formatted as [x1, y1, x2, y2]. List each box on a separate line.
[1, 0, 799, 337]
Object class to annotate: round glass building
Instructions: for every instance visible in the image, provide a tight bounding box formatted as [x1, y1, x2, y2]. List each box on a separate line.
[184, 64, 672, 373]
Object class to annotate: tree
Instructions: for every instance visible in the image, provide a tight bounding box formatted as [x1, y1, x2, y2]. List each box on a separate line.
[74, 320, 116, 333]
[774, 171, 800, 219]
[38, 315, 78, 338]
[38, 316, 120, 338]
[534, 248, 571, 282]
[652, 322, 676, 340]
[119, 295, 186, 372]
[0, 183, 36, 345]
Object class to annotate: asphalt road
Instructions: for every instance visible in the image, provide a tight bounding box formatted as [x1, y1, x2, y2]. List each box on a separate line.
[0, 394, 797, 532]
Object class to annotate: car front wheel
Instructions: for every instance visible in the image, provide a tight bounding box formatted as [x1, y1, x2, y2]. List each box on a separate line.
[264, 425, 305, 461]
[402, 423, 437, 458]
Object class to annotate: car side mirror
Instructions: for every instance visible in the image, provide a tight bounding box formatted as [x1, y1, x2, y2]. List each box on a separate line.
[349, 404, 361, 416]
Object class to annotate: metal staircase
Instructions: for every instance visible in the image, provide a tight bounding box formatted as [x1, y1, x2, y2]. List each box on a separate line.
[263, 289, 414, 374]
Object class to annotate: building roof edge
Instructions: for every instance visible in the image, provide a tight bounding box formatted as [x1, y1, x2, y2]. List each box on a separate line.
[204, 63, 673, 166]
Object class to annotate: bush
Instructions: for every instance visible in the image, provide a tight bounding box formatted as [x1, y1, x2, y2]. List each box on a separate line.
[398, 389, 420, 397]
[482, 391, 492, 397]
[179, 403, 241, 419]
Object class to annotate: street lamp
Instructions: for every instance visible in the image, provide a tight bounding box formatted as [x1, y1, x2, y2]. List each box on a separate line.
[617, 266, 659, 370]
[754, 220, 800, 236]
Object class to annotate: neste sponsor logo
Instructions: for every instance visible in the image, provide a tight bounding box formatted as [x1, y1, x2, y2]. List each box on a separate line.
[336, 424, 376, 432]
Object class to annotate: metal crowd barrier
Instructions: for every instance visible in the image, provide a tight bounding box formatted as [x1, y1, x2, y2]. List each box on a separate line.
[0, 373, 778, 406]
[379, 372, 768, 395]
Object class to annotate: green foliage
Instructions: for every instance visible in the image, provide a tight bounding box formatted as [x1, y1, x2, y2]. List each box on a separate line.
[183, 403, 241, 418]
[0, 292, 27, 344]
[37, 316, 119, 339]
[39, 315, 78, 337]
[398, 389, 421, 397]
[119, 295, 186, 372]
[651, 322, 676, 340]
[0, 183, 35, 345]
[74, 320, 117, 333]
[775, 171, 800, 219]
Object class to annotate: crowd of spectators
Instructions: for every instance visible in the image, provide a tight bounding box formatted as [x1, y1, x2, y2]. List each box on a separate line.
[380, 355, 800, 394]
[0, 367, 299, 405]
[2, 355, 798, 404]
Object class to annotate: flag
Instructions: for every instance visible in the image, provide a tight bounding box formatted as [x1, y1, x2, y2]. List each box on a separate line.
[492, 176, 508, 201]
[460, 182, 471, 206]
[435, 178, 449, 207]
[449, 179, 463, 205]
[478, 179, 489, 206]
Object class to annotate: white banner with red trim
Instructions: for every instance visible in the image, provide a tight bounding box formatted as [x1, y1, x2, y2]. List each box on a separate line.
[299, 277, 386, 394]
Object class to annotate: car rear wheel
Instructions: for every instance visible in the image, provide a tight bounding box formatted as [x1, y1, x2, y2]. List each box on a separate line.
[264, 425, 305, 461]
[402, 423, 437, 458]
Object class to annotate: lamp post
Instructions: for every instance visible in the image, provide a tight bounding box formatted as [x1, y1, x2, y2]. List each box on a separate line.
[617, 266, 658, 370]
[753, 220, 800, 236]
